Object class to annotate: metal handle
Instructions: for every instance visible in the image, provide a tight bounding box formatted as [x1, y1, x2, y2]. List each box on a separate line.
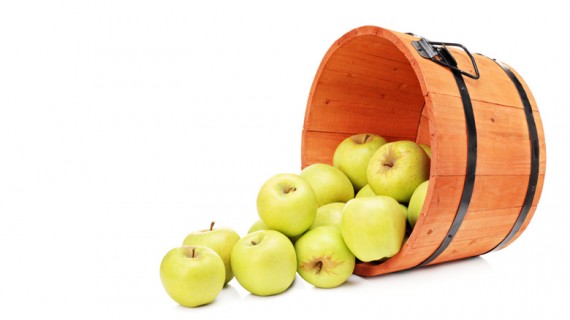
[412, 37, 480, 80]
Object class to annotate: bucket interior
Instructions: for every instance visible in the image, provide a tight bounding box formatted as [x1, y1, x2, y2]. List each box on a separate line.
[302, 34, 430, 169]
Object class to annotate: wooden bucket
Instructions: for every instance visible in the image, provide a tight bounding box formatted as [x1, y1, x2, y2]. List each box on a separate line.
[301, 25, 546, 276]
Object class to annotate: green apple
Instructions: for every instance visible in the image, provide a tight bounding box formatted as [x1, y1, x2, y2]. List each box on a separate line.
[182, 222, 240, 285]
[341, 196, 406, 262]
[367, 140, 430, 203]
[247, 219, 268, 234]
[333, 133, 387, 191]
[407, 180, 429, 228]
[159, 246, 225, 307]
[295, 226, 355, 288]
[355, 184, 375, 198]
[419, 144, 431, 158]
[231, 230, 297, 296]
[256, 173, 317, 238]
[310, 202, 344, 229]
[300, 163, 354, 206]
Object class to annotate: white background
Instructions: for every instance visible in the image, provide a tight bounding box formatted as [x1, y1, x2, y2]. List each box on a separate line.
[1, 1, 568, 319]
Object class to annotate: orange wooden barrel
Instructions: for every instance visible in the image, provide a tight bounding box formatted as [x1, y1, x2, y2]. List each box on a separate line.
[301, 25, 546, 276]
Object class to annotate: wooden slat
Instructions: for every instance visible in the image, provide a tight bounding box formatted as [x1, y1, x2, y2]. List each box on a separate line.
[315, 67, 422, 103]
[404, 40, 535, 110]
[310, 69, 424, 115]
[456, 52, 540, 112]
[324, 47, 420, 87]
[432, 134, 546, 176]
[428, 93, 546, 176]
[470, 174, 546, 210]
[430, 206, 539, 264]
[429, 207, 520, 264]
[304, 98, 423, 140]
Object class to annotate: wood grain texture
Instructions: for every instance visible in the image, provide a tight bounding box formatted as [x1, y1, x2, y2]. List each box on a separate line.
[302, 25, 546, 277]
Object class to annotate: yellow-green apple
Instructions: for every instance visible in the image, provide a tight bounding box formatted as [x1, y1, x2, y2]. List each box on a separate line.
[341, 196, 406, 262]
[355, 184, 375, 198]
[310, 202, 344, 230]
[247, 219, 268, 234]
[407, 180, 429, 228]
[295, 226, 355, 288]
[367, 140, 430, 203]
[231, 230, 297, 296]
[300, 163, 354, 206]
[419, 144, 431, 158]
[333, 133, 387, 191]
[182, 222, 240, 285]
[256, 173, 317, 238]
[159, 246, 225, 307]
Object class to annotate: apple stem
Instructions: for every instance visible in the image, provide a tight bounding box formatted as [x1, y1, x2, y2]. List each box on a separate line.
[362, 134, 370, 144]
[183, 246, 198, 258]
[251, 240, 257, 245]
[210, 221, 215, 231]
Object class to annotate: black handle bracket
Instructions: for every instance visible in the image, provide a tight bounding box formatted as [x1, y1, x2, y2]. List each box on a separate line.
[412, 37, 480, 80]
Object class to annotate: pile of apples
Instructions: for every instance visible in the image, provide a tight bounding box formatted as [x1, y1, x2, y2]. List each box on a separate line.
[160, 133, 431, 307]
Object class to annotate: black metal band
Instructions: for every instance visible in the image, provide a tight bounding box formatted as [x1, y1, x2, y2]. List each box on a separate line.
[486, 61, 540, 252]
[417, 68, 478, 267]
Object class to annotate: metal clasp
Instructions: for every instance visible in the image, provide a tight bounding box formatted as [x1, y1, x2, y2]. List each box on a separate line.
[412, 37, 480, 80]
